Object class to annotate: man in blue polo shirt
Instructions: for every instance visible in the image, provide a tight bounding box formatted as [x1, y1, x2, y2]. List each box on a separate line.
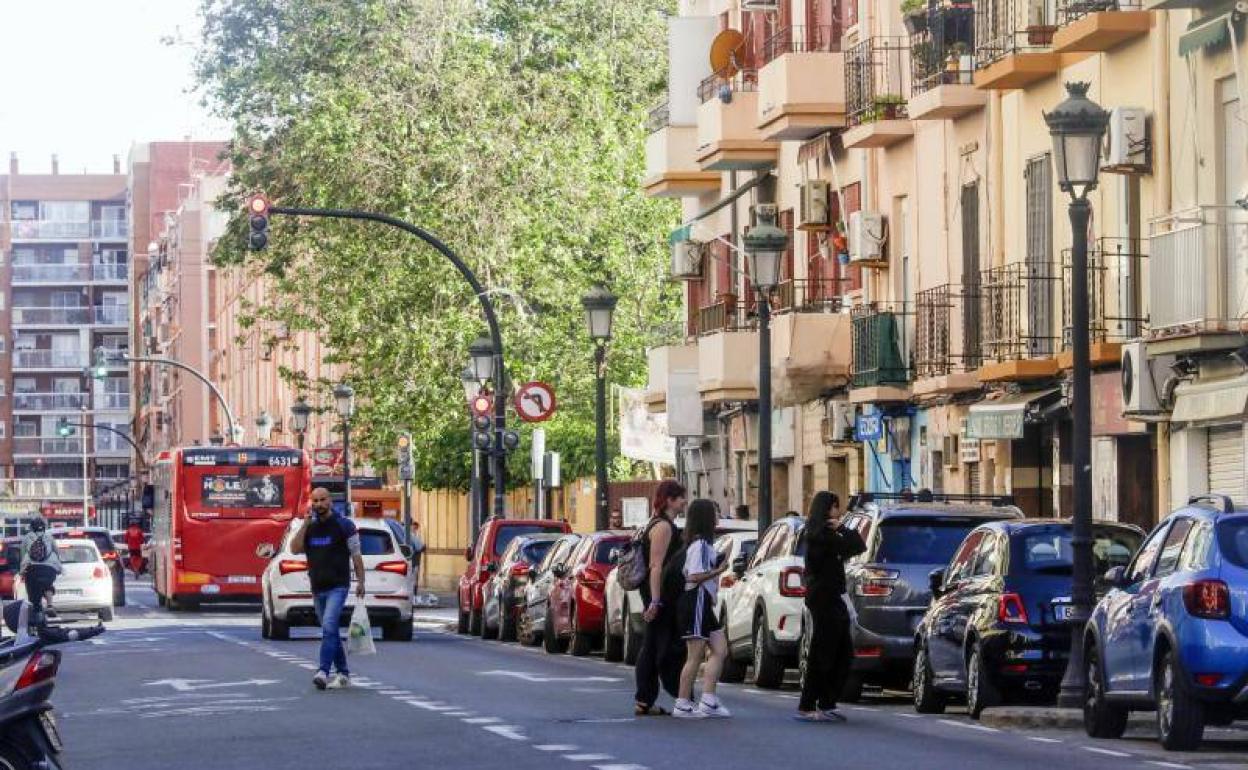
[292, 487, 366, 690]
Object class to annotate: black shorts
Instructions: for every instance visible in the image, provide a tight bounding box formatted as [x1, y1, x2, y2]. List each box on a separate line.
[677, 587, 720, 641]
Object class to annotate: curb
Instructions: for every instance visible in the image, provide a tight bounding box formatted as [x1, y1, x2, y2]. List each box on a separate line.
[979, 707, 1153, 731]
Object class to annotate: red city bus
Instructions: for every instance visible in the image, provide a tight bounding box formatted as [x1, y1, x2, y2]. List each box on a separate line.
[151, 446, 310, 609]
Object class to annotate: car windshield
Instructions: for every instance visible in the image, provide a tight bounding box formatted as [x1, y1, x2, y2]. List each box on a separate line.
[57, 545, 99, 564]
[521, 540, 555, 565]
[1021, 527, 1141, 574]
[494, 525, 563, 557]
[1217, 517, 1248, 568]
[359, 531, 395, 556]
[875, 518, 985, 565]
[54, 531, 112, 555]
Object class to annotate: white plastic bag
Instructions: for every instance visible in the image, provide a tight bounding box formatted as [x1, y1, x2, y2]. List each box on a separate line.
[347, 603, 376, 656]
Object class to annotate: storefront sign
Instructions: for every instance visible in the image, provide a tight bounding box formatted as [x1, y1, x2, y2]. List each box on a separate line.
[966, 409, 1025, 440]
[855, 413, 883, 442]
[311, 446, 344, 476]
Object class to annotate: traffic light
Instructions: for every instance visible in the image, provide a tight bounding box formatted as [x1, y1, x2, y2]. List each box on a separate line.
[246, 194, 270, 251]
[472, 414, 492, 450]
[91, 348, 109, 380]
[56, 417, 73, 438]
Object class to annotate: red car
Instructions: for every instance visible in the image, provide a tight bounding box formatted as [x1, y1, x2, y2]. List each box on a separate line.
[458, 518, 570, 636]
[0, 538, 20, 600]
[545, 530, 630, 656]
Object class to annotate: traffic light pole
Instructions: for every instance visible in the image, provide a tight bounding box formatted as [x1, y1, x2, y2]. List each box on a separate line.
[80, 406, 90, 528]
[120, 355, 238, 444]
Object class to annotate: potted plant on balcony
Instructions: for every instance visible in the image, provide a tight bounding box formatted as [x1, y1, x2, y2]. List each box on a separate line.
[944, 41, 970, 84]
[873, 93, 906, 120]
[1026, 0, 1057, 46]
[902, 0, 928, 36]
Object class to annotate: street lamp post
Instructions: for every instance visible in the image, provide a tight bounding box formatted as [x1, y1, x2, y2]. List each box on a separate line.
[461, 367, 487, 537]
[289, 398, 311, 450]
[581, 286, 618, 532]
[334, 383, 356, 515]
[255, 411, 275, 447]
[468, 336, 505, 521]
[743, 204, 788, 531]
[1045, 81, 1110, 710]
[79, 406, 90, 527]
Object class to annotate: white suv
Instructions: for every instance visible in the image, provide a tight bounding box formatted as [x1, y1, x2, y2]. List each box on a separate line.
[722, 515, 806, 688]
[260, 517, 416, 642]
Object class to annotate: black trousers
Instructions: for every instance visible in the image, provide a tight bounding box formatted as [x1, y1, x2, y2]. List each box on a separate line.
[633, 607, 685, 707]
[799, 592, 853, 712]
[25, 564, 59, 624]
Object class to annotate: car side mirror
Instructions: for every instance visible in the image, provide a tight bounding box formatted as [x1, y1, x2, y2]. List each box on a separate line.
[1103, 565, 1128, 588]
[928, 568, 946, 596]
[399, 544, 414, 561]
[732, 555, 748, 577]
[464, 547, 474, 562]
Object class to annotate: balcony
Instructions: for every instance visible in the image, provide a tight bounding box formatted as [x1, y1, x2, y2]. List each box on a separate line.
[13, 350, 88, 370]
[6, 479, 86, 498]
[850, 303, 912, 402]
[695, 70, 779, 171]
[843, 37, 914, 149]
[973, 0, 1064, 90]
[1053, 1, 1152, 53]
[1148, 207, 1248, 354]
[645, 344, 699, 414]
[95, 393, 132, 411]
[94, 306, 127, 326]
[7, 220, 91, 240]
[698, 327, 759, 404]
[914, 284, 983, 395]
[13, 438, 84, 457]
[92, 220, 129, 239]
[12, 393, 90, 411]
[977, 262, 1063, 382]
[756, 25, 847, 141]
[1058, 238, 1148, 368]
[693, 299, 755, 336]
[908, 4, 988, 120]
[92, 263, 129, 282]
[643, 101, 721, 198]
[12, 306, 91, 326]
[11, 264, 90, 284]
[771, 282, 851, 407]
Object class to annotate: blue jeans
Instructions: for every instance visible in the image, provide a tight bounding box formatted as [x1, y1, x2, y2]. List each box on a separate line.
[313, 586, 349, 676]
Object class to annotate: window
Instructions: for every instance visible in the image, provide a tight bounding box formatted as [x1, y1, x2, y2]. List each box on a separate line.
[971, 533, 1002, 577]
[40, 201, 89, 223]
[10, 202, 36, 220]
[358, 530, 395, 556]
[1125, 523, 1169, 584]
[0, 422, 6, 439]
[749, 525, 783, 570]
[945, 530, 986, 585]
[1217, 517, 1248, 569]
[1024, 154, 1054, 356]
[1154, 518, 1195, 579]
[0, 337, 6, 353]
[875, 517, 983, 566]
[1180, 522, 1214, 571]
[962, 183, 982, 366]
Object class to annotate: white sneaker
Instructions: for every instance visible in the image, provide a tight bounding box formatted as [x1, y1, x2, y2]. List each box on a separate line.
[327, 673, 351, 689]
[698, 698, 731, 718]
[672, 699, 705, 719]
[312, 671, 329, 690]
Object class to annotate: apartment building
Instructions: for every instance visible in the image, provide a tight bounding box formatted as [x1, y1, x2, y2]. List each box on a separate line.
[0, 154, 132, 531]
[643, 0, 1222, 527]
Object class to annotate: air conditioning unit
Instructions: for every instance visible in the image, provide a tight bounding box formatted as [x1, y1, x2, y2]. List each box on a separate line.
[941, 434, 959, 464]
[822, 401, 856, 444]
[1103, 106, 1148, 172]
[670, 238, 705, 280]
[798, 181, 831, 231]
[1121, 340, 1171, 414]
[848, 211, 886, 265]
[741, 0, 779, 9]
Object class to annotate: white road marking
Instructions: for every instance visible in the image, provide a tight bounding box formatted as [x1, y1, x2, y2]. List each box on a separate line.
[442, 711, 473, 716]
[480, 670, 622, 684]
[592, 765, 648, 770]
[894, 713, 920, 719]
[483, 724, 527, 741]
[406, 701, 457, 712]
[565, 755, 613, 762]
[535, 745, 579, 752]
[299, 664, 317, 670]
[1026, 736, 1062, 744]
[938, 719, 998, 733]
[463, 717, 503, 724]
[144, 678, 279, 692]
[1082, 747, 1131, 758]
[1147, 762, 1193, 770]
[846, 705, 878, 712]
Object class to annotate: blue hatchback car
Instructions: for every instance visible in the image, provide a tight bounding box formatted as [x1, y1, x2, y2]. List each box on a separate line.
[1083, 495, 1248, 750]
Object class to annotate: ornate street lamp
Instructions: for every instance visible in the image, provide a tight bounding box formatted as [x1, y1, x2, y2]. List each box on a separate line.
[581, 285, 619, 530]
[255, 411, 274, 446]
[334, 383, 356, 514]
[1045, 81, 1110, 710]
[743, 203, 789, 530]
[289, 398, 311, 449]
[468, 336, 495, 386]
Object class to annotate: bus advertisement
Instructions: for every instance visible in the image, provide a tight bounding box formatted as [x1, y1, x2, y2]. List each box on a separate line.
[151, 446, 311, 609]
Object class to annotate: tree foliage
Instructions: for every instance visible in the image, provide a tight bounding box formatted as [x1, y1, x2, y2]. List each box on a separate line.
[196, 0, 680, 489]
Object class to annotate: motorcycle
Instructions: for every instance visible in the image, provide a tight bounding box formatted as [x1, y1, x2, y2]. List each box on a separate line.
[0, 601, 81, 770]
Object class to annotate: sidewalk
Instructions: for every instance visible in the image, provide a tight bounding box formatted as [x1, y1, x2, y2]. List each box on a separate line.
[979, 706, 1152, 731]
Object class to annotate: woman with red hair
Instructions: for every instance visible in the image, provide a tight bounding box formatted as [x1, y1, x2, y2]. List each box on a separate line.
[633, 480, 687, 715]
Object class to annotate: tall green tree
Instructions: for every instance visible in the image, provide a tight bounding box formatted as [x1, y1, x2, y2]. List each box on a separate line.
[196, 0, 681, 489]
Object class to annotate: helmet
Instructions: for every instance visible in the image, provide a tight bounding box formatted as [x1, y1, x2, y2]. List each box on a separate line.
[29, 516, 47, 533]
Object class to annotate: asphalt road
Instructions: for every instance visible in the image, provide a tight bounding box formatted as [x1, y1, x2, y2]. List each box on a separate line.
[49, 581, 1248, 770]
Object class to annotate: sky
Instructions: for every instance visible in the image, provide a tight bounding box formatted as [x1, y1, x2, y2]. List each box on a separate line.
[0, 0, 229, 174]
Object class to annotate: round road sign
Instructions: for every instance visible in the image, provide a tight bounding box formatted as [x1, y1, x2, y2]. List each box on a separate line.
[514, 381, 557, 423]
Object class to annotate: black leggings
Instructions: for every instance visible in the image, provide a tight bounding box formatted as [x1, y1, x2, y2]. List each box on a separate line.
[25, 564, 59, 624]
[799, 593, 854, 712]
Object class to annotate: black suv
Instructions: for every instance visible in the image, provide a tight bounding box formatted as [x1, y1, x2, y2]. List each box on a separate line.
[801, 493, 1023, 700]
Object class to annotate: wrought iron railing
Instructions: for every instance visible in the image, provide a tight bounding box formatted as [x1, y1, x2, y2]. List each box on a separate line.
[695, 300, 755, 335]
[979, 261, 1063, 362]
[773, 279, 845, 314]
[851, 303, 912, 388]
[646, 101, 670, 133]
[845, 37, 911, 126]
[698, 68, 760, 104]
[975, 0, 1058, 68]
[1058, 0, 1142, 25]
[915, 284, 982, 378]
[762, 24, 843, 64]
[1061, 237, 1148, 346]
[910, 3, 977, 96]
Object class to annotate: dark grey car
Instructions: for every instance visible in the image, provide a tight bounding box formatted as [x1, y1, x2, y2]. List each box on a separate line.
[799, 493, 1023, 700]
[518, 533, 582, 647]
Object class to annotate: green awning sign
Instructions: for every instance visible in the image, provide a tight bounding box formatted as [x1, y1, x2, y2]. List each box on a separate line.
[1179, 10, 1233, 56]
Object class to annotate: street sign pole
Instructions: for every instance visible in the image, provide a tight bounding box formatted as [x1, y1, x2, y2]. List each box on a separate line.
[397, 433, 414, 536]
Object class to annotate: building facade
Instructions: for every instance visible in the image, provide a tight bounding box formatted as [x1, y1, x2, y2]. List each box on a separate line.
[646, 0, 1229, 528]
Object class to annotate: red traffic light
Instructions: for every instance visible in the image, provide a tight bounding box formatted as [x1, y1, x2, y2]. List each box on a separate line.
[246, 194, 270, 216]
[471, 394, 492, 418]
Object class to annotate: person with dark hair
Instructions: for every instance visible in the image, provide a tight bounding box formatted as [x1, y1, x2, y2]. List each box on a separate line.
[20, 517, 61, 626]
[633, 479, 687, 716]
[673, 499, 731, 718]
[796, 491, 866, 723]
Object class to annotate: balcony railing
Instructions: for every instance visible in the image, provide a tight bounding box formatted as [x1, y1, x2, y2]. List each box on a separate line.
[846, 37, 911, 126]
[773, 279, 845, 314]
[762, 24, 843, 65]
[12, 393, 89, 411]
[693, 300, 755, 336]
[646, 101, 671, 133]
[851, 303, 912, 388]
[13, 438, 84, 456]
[916, 284, 982, 378]
[6, 479, 86, 498]
[12, 307, 91, 325]
[979, 262, 1062, 362]
[910, 4, 977, 96]
[13, 350, 87, 369]
[697, 68, 759, 104]
[92, 220, 128, 239]
[94, 306, 127, 325]
[1061, 238, 1148, 346]
[92, 263, 128, 281]
[1058, 0, 1143, 24]
[7, 220, 91, 239]
[1149, 207, 1248, 335]
[11, 264, 90, 283]
[975, 0, 1058, 67]
[96, 393, 132, 411]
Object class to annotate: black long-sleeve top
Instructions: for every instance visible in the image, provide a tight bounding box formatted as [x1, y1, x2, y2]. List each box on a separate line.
[803, 522, 867, 597]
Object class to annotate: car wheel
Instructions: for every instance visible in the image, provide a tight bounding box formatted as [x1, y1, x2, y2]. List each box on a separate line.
[841, 672, 865, 703]
[1083, 643, 1128, 739]
[966, 642, 1000, 720]
[543, 603, 568, 654]
[604, 629, 624, 662]
[481, 603, 499, 640]
[1157, 648, 1204, 751]
[383, 620, 414, 642]
[269, 608, 291, 641]
[912, 640, 947, 714]
[261, 606, 272, 640]
[457, 598, 470, 635]
[99, 607, 114, 622]
[569, 605, 593, 657]
[622, 602, 641, 666]
[500, 598, 518, 643]
[752, 615, 785, 689]
[113, 582, 126, 607]
[0, 739, 39, 770]
[518, 608, 540, 647]
[468, 607, 483, 636]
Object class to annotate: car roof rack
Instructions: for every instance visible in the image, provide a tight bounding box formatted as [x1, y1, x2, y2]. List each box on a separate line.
[1186, 494, 1234, 514]
[850, 492, 1017, 508]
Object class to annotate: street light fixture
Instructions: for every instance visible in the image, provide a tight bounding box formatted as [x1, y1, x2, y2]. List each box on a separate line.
[461, 366, 487, 538]
[333, 382, 356, 515]
[581, 285, 618, 531]
[743, 203, 788, 530]
[289, 398, 312, 449]
[468, 336, 495, 385]
[255, 411, 275, 446]
[1045, 81, 1110, 710]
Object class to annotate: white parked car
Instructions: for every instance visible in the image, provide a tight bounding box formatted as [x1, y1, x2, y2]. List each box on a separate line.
[722, 514, 806, 688]
[604, 518, 757, 664]
[260, 517, 417, 642]
[16, 539, 114, 622]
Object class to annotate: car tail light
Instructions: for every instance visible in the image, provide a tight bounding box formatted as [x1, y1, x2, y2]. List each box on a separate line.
[510, 564, 531, 578]
[101, 551, 119, 562]
[855, 567, 900, 597]
[779, 567, 805, 597]
[1194, 673, 1223, 687]
[997, 592, 1029, 625]
[854, 646, 882, 658]
[278, 560, 308, 575]
[93, 567, 106, 580]
[1183, 579, 1230, 620]
[1001, 663, 1028, 674]
[720, 574, 737, 589]
[579, 567, 606, 591]
[376, 561, 409, 576]
[15, 651, 59, 691]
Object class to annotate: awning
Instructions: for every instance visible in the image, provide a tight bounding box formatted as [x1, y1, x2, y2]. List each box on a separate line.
[668, 172, 768, 244]
[1171, 374, 1248, 424]
[1178, 6, 1234, 56]
[967, 388, 1061, 440]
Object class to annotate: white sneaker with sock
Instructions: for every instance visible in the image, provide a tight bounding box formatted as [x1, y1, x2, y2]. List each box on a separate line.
[328, 673, 351, 689]
[672, 698, 705, 719]
[698, 696, 731, 718]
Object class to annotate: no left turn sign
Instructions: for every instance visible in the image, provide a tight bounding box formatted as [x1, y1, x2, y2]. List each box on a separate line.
[514, 381, 557, 423]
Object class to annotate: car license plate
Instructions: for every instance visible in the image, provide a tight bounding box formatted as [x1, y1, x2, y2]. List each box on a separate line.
[226, 575, 257, 584]
[39, 711, 63, 753]
[57, 588, 82, 596]
[1053, 603, 1075, 622]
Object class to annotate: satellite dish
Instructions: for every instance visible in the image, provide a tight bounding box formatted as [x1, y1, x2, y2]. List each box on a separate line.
[709, 29, 746, 76]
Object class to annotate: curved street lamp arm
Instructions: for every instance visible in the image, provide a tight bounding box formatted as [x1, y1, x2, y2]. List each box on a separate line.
[121, 355, 238, 443]
[63, 420, 146, 468]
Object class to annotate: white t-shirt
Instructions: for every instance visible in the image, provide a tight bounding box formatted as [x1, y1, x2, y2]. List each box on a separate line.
[683, 539, 719, 600]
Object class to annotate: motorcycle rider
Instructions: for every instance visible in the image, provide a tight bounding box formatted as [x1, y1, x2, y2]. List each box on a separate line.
[19, 518, 61, 626]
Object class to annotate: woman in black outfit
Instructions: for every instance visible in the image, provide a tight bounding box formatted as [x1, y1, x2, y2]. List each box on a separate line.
[633, 480, 687, 715]
[796, 491, 866, 722]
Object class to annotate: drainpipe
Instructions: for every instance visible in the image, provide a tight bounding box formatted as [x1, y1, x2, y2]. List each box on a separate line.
[990, 91, 1005, 267]
[1157, 422, 1171, 519]
[1153, 11, 1172, 218]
